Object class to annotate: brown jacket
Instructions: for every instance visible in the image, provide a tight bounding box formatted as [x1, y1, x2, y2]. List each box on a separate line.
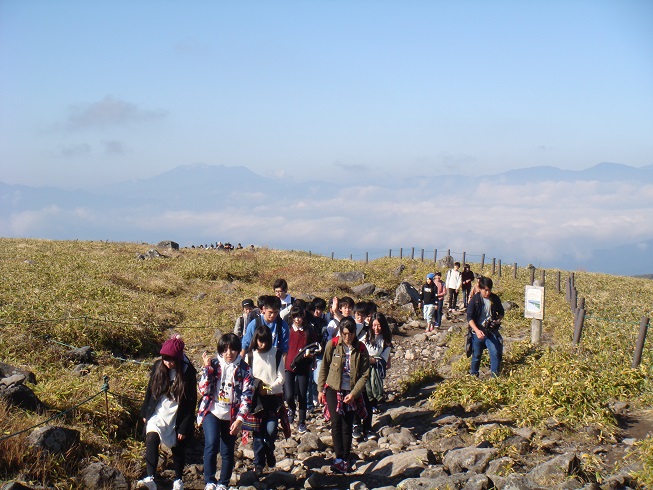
[317, 336, 370, 398]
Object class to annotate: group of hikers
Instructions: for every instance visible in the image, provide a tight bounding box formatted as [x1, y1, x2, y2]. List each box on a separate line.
[137, 279, 393, 490]
[419, 262, 505, 377]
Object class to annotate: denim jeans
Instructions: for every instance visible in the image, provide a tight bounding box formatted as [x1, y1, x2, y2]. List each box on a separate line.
[285, 370, 309, 424]
[202, 412, 236, 486]
[253, 419, 278, 466]
[470, 329, 503, 376]
[435, 299, 444, 326]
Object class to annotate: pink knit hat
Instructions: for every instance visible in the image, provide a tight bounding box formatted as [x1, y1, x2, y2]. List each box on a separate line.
[160, 335, 185, 360]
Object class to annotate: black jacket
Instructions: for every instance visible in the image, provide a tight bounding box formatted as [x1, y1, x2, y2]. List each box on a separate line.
[467, 292, 504, 329]
[140, 356, 198, 438]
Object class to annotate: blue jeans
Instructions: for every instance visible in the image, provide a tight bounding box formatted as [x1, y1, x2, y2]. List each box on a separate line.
[435, 299, 444, 326]
[470, 329, 503, 376]
[253, 419, 278, 466]
[202, 413, 236, 486]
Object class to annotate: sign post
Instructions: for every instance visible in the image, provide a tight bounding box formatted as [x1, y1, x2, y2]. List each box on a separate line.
[525, 281, 544, 344]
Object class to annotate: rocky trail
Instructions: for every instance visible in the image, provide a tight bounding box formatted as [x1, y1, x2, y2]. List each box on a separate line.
[4, 308, 652, 490]
[137, 310, 651, 490]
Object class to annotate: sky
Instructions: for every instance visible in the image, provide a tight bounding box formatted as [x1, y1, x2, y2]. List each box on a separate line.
[1, 0, 652, 189]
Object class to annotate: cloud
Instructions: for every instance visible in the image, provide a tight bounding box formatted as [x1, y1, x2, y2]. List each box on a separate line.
[66, 95, 167, 129]
[333, 161, 369, 172]
[58, 143, 92, 158]
[103, 140, 126, 156]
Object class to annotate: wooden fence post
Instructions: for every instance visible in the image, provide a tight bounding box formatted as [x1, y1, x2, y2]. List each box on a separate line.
[331, 252, 335, 260]
[350, 254, 353, 260]
[434, 249, 437, 263]
[632, 317, 651, 368]
[400, 248, 403, 259]
[421, 249, 424, 262]
[411, 247, 415, 260]
[389, 249, 392, 258]
[462, 251, 466, 265]
[480, 254, 485, 270]
[498, 259, 502, 277]
[492, 258, 496, 275]
[573, 307, 586, 344]
[556, 271, 561, 294]
[571, 288, 578, 314]
[447, 249, 451, 258]
[513, 262, 517, 279]
[529, 267, 535, 286]
[540, 269, 545, 287]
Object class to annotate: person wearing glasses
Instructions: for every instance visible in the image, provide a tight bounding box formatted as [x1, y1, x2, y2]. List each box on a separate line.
[467, 276, 505, 377]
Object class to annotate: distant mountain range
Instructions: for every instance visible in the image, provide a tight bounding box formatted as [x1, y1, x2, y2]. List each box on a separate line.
[1, 162, 652, 276]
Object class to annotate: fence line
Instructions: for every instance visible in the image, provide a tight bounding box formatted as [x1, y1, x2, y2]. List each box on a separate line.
[565, 272, 650, 367]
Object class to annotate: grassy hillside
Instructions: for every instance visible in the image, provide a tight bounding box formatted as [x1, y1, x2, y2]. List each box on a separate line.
[1, 238, 652, 486]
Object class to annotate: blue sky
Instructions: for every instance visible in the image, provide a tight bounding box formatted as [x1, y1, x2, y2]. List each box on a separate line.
[1, 0, 652, 188]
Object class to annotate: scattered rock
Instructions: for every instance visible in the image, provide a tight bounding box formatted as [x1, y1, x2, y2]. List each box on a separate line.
[157, 240, 179, 250]
[80, 462, 128, 490]
[27, 426, 80, 453]
[333, 271, 366, 283]
[351, 283, 377, 296]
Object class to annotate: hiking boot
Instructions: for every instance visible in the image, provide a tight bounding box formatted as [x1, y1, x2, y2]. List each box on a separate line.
[298, 422, 307, 434]
[287, 408, 295, 424]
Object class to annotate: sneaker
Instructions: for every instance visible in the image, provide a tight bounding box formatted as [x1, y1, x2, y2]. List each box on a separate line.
[204, 484, 217, 490]
[298, 422, 307, 434]
[172, 480, 184, 490]
[330, 459, 348, 474]
[372, 406, 381, 414]
[214, 485, 226, 490]
[136, 476, 157, 490]
[352, 425, 362, 440]
[367, 431, 378, 440]
[287, 408, 295, 424]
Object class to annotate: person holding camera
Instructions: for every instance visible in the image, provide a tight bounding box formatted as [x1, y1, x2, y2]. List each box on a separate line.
[467, 276, 505, 377]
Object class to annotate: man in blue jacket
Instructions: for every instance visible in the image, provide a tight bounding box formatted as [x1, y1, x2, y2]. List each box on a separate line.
[467, 276, 505, 377]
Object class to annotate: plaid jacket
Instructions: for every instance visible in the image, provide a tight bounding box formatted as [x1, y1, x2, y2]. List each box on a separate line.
[196, 357, 253, 426]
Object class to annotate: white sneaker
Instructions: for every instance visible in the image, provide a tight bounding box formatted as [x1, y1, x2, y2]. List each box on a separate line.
[172, 479, 184, 490]
[216, 485, 227, 490]
[204, 484, 217, 490]
[136, 476, 157, 490]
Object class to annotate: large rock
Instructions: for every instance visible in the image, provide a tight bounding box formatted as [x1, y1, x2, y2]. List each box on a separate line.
[356, 448, 433, 478]
[528, 452, 579, 486]
[66, 346, 94, 364]
[157, 240, 179, 250]
[443, 446, 499, 474]
[0, 381, 43, 411]
[395, 282, 420, 305]
[0, 362, 37, 384]
[438, 255, 455, 269]
[333, 271, 365, 283]
[351, 282, 376, 296]
[80, 462, 128, 490]
[27, 426, 80, 453]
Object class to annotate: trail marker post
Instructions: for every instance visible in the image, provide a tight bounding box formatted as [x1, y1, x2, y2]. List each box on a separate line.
[525, 281, 544, 345]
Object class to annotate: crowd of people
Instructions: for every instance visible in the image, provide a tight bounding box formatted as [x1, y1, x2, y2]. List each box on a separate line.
[137, 278, 394, 490]
[188, 242, 255, 251]
[137, 267, 506, 490]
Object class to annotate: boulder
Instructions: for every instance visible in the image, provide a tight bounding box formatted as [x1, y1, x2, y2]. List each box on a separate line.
[0, 382, 43, 411]
[157, 240, 179, 250]
[333, 271, 365, 283]
[438, 255, 455, 269]
[66, 346, 94, 364]
[80, 462, 128, 490]
[395, 282, 420, 305]
[351, 282, 376, 297]
[443, 446, 499, 474]
[0, 362, 37, 384]
[356, 448, 433, 478]
[27, 426, 80, 453]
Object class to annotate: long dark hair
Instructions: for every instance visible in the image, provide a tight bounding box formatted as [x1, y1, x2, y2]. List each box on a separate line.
[366, 312, 392, 347]
[151, 357, 186, 402]
[249, 325, 272, 353]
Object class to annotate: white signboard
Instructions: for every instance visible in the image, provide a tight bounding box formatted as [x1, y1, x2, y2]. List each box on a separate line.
[524, 285, 544, 320]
